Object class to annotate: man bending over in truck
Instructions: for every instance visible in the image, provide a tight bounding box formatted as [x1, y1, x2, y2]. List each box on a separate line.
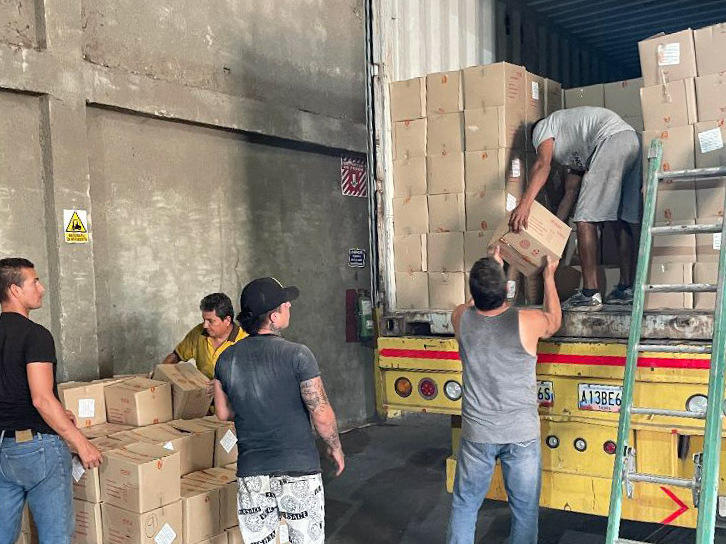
[446, 246, 561, 544]
[510, 106, 642, 311]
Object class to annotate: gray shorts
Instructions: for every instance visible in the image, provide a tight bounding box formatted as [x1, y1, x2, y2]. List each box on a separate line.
[573, 130, 642, 224]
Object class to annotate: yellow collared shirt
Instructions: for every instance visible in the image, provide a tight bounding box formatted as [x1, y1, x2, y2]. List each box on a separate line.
[175, 323, 247, 379]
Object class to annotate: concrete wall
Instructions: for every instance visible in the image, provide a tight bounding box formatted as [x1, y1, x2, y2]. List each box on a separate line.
[0, 0, 373, 427]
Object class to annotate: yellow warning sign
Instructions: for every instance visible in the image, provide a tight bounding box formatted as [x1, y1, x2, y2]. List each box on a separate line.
[63, 209, 89, 243]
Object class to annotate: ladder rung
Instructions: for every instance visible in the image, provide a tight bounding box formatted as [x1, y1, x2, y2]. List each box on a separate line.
[636, 343, 711, 354]
[631, 406, 706, 419]
[645, 283, 717, 293]
[650, 223, 722, 235]
[658, 165, 726, 181]
[627, 472, 696, 488]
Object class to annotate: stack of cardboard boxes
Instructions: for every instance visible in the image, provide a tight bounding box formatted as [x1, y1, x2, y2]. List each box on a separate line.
[638, 24, 726, 309]
[564, 78, 645, 132]
[391, 62, 564, 309]
[18, 364, 258, 544]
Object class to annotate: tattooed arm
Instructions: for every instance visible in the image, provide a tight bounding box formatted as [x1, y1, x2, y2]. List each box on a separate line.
[300, 376, 345, 476]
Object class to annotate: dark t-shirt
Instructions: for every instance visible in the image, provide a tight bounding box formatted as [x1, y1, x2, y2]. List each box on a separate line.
[0, 312, 58, 434]
[214, 334, 321, 477]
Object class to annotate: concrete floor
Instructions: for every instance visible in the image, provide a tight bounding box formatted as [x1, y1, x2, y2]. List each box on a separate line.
[322, 413, 726, 544]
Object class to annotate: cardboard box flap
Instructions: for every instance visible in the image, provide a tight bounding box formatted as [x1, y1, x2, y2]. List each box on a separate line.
[180, 478, 220, 496]
[107, 376, 167, 392]
[105, 442, 177, 464]
[184, 467, 237, 485]
[153, 363, 209, 390]
[90, 435, 139, 451]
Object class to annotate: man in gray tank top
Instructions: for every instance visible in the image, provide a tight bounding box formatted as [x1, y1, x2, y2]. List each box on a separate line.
[510, 106, 642, 311]
[446, 246, 562, 544]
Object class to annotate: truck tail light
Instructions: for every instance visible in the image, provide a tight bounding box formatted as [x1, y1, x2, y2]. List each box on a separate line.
[394, 377, 412, 398]
[418, 378, 438, 400]
[574, 438, 587, 452]
[545, 435, 559, 449]
[603, 440, 617, 455]
[444, 380, 462, 401]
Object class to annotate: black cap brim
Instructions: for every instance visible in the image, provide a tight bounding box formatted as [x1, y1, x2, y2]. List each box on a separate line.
[282, 286, 299, 303]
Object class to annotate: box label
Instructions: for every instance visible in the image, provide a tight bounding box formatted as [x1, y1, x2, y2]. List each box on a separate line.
[531, 81, 540, 100]
[72, 456, 85, 483]
[220, 429, 237, 453]
[163, 441, 175, 451]
[154, 523, 177, 544]
[511, 159, 521, 178]
[506, 280, 516, 299]
[657, 42, 680, 66]
[506, 193, 518, 212]
[77, 398, 95, 419]
[714, 233, 722, 250]
[698, 128, 724, 154]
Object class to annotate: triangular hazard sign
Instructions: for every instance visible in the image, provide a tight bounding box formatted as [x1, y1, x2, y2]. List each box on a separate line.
[65, 211, 87, 233]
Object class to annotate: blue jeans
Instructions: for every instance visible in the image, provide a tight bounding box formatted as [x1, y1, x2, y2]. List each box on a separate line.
[0, 432, 74, 544]
[447, 437, 541, 544]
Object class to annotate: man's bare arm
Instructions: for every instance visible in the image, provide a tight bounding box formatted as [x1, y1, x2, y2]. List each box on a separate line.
[300, 376, 345, 476]
[161, 352, 180, 365]
[213, 379, 234, 421]
[556, 171, 582, 222]
[540, 256, 562, 337]
[510, 138, 554, 231]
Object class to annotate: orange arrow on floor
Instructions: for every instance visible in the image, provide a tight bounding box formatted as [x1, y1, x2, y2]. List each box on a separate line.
[659, 486, 689, 525]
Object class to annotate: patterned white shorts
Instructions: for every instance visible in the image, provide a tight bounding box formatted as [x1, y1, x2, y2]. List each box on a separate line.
[235, 473, 325, 544]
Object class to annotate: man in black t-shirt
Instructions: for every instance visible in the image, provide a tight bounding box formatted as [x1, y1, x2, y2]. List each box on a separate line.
[0, 258, 102, 544]
[214, 277, 344, 544]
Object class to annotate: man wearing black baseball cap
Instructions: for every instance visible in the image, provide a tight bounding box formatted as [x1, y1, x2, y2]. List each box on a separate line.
[213, 277, 344, 544]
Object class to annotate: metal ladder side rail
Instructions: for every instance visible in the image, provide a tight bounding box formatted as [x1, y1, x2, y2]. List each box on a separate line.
[604, 138, 663, 544]
[694, 194, 726, 544]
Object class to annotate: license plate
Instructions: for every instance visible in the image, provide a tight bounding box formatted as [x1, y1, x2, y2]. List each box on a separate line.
[578, 383, 622, 412]
[538, 381, 554, 407]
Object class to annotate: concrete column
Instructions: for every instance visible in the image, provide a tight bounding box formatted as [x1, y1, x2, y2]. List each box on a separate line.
[39, 0, 99, 380]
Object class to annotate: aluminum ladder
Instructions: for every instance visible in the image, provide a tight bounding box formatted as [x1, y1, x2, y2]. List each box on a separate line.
[605, 138, 726, 544]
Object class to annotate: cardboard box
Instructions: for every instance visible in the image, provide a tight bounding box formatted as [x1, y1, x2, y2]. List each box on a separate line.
[393, 119, 427, 160]
[695, 73, 726, 123]
[100, 442, 180, 513]
[152, 363, 213, 420]
[394, 234, 426, 273]
[200, 417, 238, 467]
[694, 121, 726, 169]
[462, 62, 526, 111]
[395, 272, 428, 309]
[695, 176, 725, 218]
[604, 78, 643, 118]
[696, 216, 723, 262]
[642, 126, 694, 175]
[464, 148, 525, 194]
[464, 107, 525, 150]
[393, 195, 428, 236]
[564, 85, 604, 108]
[427, 232, 464, 272]
[544, 79, 562, 116]
[465, 190, 506, 231]
[428, 272, 465, 309]
[80, 422, 133, 440]
[393, 157, 426, 197]
[694, 262, 718, 309]
[427, 112, 464, 156]
[102, 500, 182, 544]
[104, 377, 172, 427]
[652, 220, 696, 263]
[694, 23, 726, 76]
[73, 435, 139, 503]
[640, 78, 697, 130]
[183, 468, 238, 530]
[638, 29, 697, 87]
[180, 479, 221, 544]
[389, 77, 426, 122]
[655, 181, 697, 222]
[428, 193, 465, 232]
[525, 72, 545, 124]
[128, 423, 210, 476]
[427, 152, 464, 194]
[72, 499, 103, 544]
[490, 200, 572, 276]
[645, 262, 693, 309]
[58, 382, 107, 428]
[427, 70, 463, 114]
[464, 230, 492, 270]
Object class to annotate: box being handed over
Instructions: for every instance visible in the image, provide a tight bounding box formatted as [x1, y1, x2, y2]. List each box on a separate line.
[489, 200, 571, 276]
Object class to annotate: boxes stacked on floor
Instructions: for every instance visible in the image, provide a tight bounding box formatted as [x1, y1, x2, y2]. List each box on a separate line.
[391, 62, 559, 309]
[638, 25, 726, 310]
[48, 364, 244, 544]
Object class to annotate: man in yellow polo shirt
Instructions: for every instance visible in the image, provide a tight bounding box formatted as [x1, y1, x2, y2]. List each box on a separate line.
[161, 293, 246, 379]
